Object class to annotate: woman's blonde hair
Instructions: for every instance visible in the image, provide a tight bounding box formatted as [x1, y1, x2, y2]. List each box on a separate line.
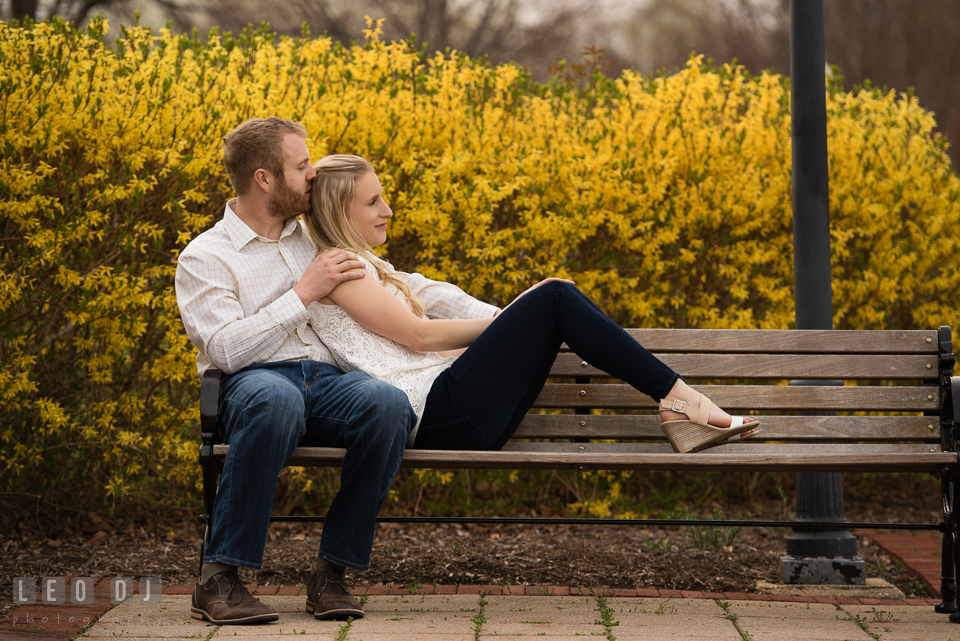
[304, 154, 424, 317]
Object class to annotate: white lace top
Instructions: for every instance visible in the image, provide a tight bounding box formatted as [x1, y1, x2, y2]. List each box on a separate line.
[307, 255, 455, 441]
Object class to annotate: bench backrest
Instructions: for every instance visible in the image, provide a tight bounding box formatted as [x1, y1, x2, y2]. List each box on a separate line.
[514, 328, 955, 450]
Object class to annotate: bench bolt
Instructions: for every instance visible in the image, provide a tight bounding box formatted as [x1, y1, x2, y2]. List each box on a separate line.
[579, 390, 586, 396]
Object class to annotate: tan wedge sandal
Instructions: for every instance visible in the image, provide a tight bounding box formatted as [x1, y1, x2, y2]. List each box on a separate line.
[659, 392, 760, 454]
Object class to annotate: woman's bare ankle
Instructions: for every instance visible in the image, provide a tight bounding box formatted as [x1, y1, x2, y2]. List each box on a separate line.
[659, 409, 686, 421]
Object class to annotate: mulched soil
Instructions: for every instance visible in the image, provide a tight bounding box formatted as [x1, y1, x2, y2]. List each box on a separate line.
[1, 493, 937, 617]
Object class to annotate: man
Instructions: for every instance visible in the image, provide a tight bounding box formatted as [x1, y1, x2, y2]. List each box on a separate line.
[176, 117, 498, 624]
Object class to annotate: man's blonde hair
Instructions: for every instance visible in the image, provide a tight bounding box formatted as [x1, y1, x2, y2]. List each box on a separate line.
[222, 117, 307, 195]
[304, 154, 424, 318]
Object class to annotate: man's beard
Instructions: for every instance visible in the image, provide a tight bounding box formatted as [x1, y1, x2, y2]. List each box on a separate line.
[266, 177, 310, 220]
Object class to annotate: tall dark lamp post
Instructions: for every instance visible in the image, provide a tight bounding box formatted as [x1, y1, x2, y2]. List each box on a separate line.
[780, 0, 866, 584]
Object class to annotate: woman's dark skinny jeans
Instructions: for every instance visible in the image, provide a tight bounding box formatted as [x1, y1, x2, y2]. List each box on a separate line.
[413, 281, 681, 450]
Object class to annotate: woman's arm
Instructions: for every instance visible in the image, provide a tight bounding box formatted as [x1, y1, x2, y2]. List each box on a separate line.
[326, 271, 494, 353]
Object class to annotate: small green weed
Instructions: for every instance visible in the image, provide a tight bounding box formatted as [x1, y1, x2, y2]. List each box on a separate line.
[592, 592, 619, 640]
[644, 538, 679, 552]
[717, 599, 751, 641]
[837, 612, 880, 640]
[470, 609, 487, 636]
[470, 594, 489, 638]
[333, 617, 354, 641]
[682, 507, 745, 550]
[871, 608, 895, 623]
[654, 600, 677, 615]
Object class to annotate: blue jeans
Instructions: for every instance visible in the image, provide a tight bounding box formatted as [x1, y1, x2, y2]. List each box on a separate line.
[414, 281, 680, 450]
[204, 361, 415, 571]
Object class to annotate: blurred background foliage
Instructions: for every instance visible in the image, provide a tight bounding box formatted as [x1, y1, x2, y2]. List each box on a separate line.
[5, 0, 959, 170]
[0, 8, 957, 534]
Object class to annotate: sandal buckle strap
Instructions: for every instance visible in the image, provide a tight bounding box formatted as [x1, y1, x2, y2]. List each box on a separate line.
[671, 399, 686, 413]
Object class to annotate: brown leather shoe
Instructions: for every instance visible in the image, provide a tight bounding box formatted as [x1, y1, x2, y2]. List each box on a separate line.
[305, 567, 364, 620]
[191, 571, 279, 625]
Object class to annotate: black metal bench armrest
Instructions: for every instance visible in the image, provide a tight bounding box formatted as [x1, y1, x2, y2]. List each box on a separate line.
[199, 368, 223, 463]
[951, 375, 960, 452]
[939, 326, 956, 453]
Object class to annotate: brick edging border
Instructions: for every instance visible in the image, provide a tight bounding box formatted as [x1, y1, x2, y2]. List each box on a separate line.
[241, 581, 942, 606]
[1, 578, 117, 641]
[854, 529, 943, 597]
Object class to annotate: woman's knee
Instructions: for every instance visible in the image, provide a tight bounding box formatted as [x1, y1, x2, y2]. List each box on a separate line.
[526, 280, 584, 305]
[515, 280, 584, 315]
[537, 280, 576, 295]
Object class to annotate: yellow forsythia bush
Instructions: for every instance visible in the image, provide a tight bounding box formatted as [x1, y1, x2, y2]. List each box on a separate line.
[1, 17, 958, 524]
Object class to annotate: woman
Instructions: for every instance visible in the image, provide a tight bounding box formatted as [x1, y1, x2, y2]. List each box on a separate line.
[303, 155, 759, 454]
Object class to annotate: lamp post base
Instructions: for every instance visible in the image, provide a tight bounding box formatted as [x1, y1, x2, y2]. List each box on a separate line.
[781, 553, 867, 585]
[782, 525, 866, 584]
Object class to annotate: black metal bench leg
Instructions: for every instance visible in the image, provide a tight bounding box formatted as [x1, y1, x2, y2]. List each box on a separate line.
[199, 524, 210, 576]
[940, 527, 960, 623]
[938, 476, 957, 613]
[198, 368, 223, 577]
[198, 453, 221, 576]
[941, 533, 957, 613]
[945, 476, 960, 621]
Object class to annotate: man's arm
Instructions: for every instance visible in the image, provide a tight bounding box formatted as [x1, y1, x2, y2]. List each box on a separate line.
[176, 248, 365, 374]
[176, 251, 308, 374]
[404, 272, 500, 320]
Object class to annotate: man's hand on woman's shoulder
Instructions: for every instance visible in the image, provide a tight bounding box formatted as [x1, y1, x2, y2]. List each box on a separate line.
[294, 249, 366, 307]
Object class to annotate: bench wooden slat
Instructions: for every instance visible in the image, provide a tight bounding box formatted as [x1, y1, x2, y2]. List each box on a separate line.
[514, 414, 939, 441]
[531, 384, 939, 411]
[564, 329, 939, 355]
[209, 445, 954, 473]
[500, 442, 941, 454]
[550, 353, 939, 380]
[396, 449, 953, 473]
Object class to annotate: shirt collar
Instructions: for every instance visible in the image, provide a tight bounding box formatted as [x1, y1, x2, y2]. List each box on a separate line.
[222, 199, 302, 251]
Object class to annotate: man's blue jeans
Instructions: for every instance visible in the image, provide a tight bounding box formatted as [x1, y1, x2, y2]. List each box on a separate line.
[203, 361, 415, 571]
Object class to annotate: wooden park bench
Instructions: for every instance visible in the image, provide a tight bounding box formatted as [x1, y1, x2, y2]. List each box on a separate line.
[198, 326, 960, 620]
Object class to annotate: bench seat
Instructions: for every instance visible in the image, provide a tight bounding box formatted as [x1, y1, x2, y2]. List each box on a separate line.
[216, 444, 955, 473]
